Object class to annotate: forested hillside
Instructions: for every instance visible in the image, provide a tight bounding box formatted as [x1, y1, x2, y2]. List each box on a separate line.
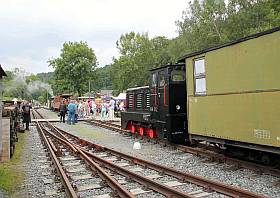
[5, 0, 279, 98]
[36, 72, 54, 84]
[106, 0, 280, 93]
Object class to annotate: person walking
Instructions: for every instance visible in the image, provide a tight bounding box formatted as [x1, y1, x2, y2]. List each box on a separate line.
[101, 102, 107, 121]
[22, 101, 32, 130]
[75, 100, 79, 123]
[78, 100, 84, 118]
[91, 100, 97, 119]
[88, 99, 92, 115]
[84, 100, 89, 117]
[119, 101, 125, 111]
[108, 97, 115, 121]
[67, 100, 76, 125]
[59, 99, 67, 123]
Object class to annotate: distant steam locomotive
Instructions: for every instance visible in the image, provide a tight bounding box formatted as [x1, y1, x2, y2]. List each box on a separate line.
[50, 94, 72, 111]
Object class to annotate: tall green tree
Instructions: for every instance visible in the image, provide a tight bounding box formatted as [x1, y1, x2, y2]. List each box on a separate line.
[48, 41, 98, 96]
[111, 32, 154, 92]
[92, 65, 113, 91]
[110, 32, 173, 92]
[78, 0, 280, 94]
[173, 0, 280, 59]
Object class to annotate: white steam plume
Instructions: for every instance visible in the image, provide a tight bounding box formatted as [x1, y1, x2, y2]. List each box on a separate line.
[27, 80, 53, 96]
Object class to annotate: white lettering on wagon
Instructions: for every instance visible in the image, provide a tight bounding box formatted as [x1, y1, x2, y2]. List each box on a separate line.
[254, 129, 271, 139]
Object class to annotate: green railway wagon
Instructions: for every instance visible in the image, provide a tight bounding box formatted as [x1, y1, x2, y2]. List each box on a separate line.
[179, 27, 280, 162]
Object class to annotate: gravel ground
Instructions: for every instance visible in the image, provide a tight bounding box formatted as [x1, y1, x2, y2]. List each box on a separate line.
[0, 189, 8, 198]
[37, 109, 280, 197]
[14, 126, 67, 198]
[52, 119, 280, 198]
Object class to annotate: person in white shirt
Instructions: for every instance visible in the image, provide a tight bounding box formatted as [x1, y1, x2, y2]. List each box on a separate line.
[108, 97, 115, 121]
[91, 101, 97, 119]
[78, 101, 84, 118]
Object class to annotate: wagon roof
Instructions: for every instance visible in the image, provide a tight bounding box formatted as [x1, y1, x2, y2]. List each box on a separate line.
[178, 26, 280, 62]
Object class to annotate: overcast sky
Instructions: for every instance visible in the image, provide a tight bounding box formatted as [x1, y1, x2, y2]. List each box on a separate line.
[0, 0, 188, 74]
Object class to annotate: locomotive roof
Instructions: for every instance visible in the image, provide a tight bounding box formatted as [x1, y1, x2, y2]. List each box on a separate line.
[178, 26, 280, 62]
[0, 64, 7, 79]
[150, 63, 185, 72]
[127, 86, 149, 91]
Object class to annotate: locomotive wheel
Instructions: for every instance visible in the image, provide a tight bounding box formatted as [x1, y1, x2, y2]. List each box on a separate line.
[126, 122, 132, 131]
[147, 128, 155, 138]
[139, 127, 144, 136]
[131, 125, 136, 133]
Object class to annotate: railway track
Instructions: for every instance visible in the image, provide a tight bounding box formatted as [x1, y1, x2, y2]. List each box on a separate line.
[32, 110, 133, 198]
[84, 119, 280, 178]
[32, 109, 266, 198]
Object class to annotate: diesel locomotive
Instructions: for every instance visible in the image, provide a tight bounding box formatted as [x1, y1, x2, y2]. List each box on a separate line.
[121, 63, 187, 144]
[121, 26, 280, 164]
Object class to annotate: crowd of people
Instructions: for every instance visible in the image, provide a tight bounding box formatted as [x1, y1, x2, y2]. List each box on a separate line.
[59, 97, 125, 125]
[11, 97, 125, 130]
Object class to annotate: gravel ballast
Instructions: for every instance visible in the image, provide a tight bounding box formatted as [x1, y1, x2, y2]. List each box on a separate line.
[53, 120, 280, 198]
[37, 108, 280, 197]
[16, 126, 67, 198]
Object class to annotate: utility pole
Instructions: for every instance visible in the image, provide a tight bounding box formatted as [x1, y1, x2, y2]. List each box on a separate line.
[88, 80, 91, 95]
[46, 90, 48, 106]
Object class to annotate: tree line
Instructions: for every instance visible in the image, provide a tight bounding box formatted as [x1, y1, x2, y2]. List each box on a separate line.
[109, 0, 279, 93]
[3, 0, 279, 100]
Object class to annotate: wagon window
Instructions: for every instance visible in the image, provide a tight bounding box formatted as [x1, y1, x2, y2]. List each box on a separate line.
[194, 58, 206, 95]
[194, 59, 205, 75]
[195, 78, 206, 94]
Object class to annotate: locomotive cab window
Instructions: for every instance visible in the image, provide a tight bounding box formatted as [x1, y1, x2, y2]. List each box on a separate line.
[152, 73, 158, 87]
[171, 70, 185, 82]
[194, 58, 206, 95]
[159, 72, 166, 87]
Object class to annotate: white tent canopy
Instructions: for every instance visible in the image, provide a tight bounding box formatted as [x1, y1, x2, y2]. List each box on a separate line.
[113, 93, 126, 100]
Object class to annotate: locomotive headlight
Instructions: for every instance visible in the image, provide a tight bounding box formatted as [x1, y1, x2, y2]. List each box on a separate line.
[176, 105, 181, 111]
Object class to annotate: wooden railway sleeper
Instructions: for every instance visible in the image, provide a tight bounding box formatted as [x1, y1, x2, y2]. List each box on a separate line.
[53, 124, 267, 198]
[42, 128, 134, 198]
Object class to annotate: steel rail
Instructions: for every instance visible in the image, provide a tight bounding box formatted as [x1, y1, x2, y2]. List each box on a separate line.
[81, 148, 197, 198]
[42, 126, 135, 198]
[176, 144, 280, 177]
[85, 118, 280, 177]
[33, 110, 269, 197]
[32, 109, 44, 119]
[44, 123, 197, 198]
[35, 121, 78, 198]
[52, 124, 267, 198]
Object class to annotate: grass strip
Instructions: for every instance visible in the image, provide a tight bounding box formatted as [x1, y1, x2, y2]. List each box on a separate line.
[0, 131, 27, 195]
